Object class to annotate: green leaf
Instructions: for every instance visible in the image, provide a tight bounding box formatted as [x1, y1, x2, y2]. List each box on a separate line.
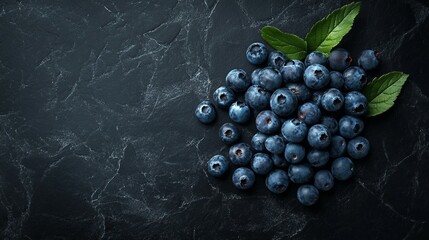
[306, 2, 361, 54]
[362, 71, 409, 117]
[260, 26, 307, 60]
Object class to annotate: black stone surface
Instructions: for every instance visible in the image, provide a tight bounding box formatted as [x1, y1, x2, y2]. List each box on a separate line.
[1, 0, 429, 239]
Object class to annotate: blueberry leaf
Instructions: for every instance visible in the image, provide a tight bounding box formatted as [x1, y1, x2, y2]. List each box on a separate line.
[363, 71, 409, 117]
[260, 26, 307, 60]
[306, 2, 361, 54]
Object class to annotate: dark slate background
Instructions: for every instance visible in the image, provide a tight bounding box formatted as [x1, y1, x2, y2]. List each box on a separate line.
[0, 0, 428, 239]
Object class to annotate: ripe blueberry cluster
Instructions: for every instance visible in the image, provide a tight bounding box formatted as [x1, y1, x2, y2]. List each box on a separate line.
[195, 42, 379, 206]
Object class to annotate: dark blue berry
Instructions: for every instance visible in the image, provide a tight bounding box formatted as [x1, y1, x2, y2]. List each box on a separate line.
[207, 155, 229, 177]
[226, 69, 251, 93]
[195, 100, 216, 124]
[246, 42, 268, 65]
[232, 167, 255, 190]
[266, 169, 289, 194]
[229, 101, 251, 124]
[250, 153, 273, 175]
[219, 123, 240, 145]
[229, 143, 253, 166]
[297, 185, 319, 206]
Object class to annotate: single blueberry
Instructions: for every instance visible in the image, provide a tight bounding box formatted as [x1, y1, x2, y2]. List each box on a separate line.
[281, 60, 304, 83]
[321, 116, 339, 135]
[331, 157, 354, 181]
[268, 51, 287, 69]
[246, 42, 268, 65]
[251, 132, 268, 152]
[305, 51, 328, 67]
[266, 169, 289, 194]
[347, 136, 370, 159]
[245, 85, 271, 111]
[213, 86, 236, 109]
[229, 143, 253, 166]
[297, 185, 319, 206]
[207, 155, 229, 177]
[284, 143, 306, 164]
[259, 67, 283, 91]
[307, 149, 330, 167]
[281, 118, 308, 143]
[270, 88, 298, 117]
[358, 50, 380, 71]
[229, 101, 251, 124]
[311, 91, 323, 107]
[250, 153, 274, 175]
[218, 123, 240, 145]
[298, 102, 321, 126]
[329, 71, 345, 89]
[344, 91, 368, 116]
[232, 167, 256, 190]
[271, 154, 288, 168]
[328, 48, 352, 71]
[226, 69, 251, 93]
[288, 164, 313, 184]
[195, 100, 216, 124]
[265, 135, 285, 155]
[285, 83, 311, 103]
[307, 124, 331, 149]
[321, 88, 344, 112]
[343, 66, 367, 91]
[338, 115, 364, 139]
[255, 110, 281, 134]
[313, 170, 334, 191]
[251, 68, 262, 85]
[329, 135, 347, 158]
[303, 64, 331, 90]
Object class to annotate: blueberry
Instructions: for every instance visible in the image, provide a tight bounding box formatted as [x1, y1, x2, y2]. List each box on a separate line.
[219, 123, 240, 145]
[207, 155, 229, 177]
[284, 143, 306, 164]
[251, 68, 262, 85]
[281, 118, 308, 143]
[246, 42, 268, 65]
[251, 132, 268, 152]
[232, 167, 256, 190]
[328, 48, 352, 71]
[344, 91, 368, 116]
[298, 102, 321, 125]
[271, 154, 288, 168]
[331, 157, 354, 181]
[285, 83, 311, 103]
[347, 136, 370, 159]
[268, 51, 287, 69]
[297, 185, 319, 206]
[307, 124, 331, 149]
[313, 170, 334, 191]
[229, 143, 253, 166]
[330, 71, 345, 89]
[338, 115, 364, 139]
[343, 66, 367, 91]
[321, 88, 344, 112]
[311, 91, 323, 107]
[265, 135, 285, 155]
[358, 50, 380, 71]
[329, 135, 347, 158]
[307, 149, 330, 167]
[258, 67, 283, 91]
[245, 85, 271, 111]
[255, 110, 281, 134]
[281, 60, 304, 83]
[288, 164, 313, 184]
[226, 69, 251, 93]
[213, 86, 236, 109]
[195, 101, 216, 124]
[303, 64, 330, 90]
[266, 169, 289, 194]
[321, 116, 338, 135]
[270, 88, 298, 117]
[250, 153, 274, 175]
[229, 101, 251, 124]
[305, 51, 328, 67]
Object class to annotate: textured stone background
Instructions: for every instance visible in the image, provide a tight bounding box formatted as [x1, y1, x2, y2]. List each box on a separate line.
[0, 0, 428, 239]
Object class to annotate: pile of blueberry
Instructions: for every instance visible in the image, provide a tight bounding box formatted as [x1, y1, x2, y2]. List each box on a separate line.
[195, 42, 379, 206]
